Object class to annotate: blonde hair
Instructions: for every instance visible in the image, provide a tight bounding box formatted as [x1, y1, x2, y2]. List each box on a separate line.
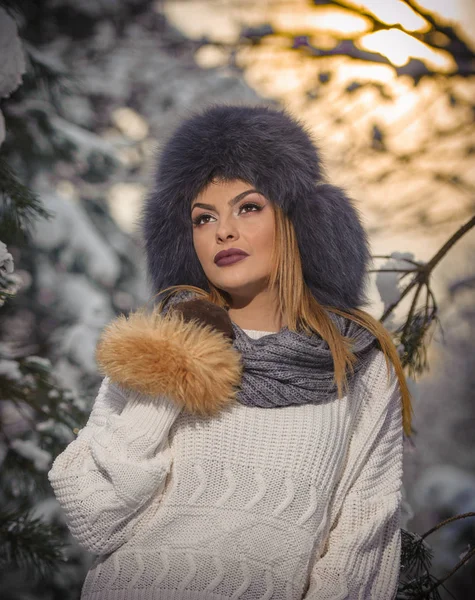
[155, 202, 413, 437]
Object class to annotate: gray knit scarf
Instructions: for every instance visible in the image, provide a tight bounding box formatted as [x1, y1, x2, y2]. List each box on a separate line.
[163, 291, 379, 409]
[231, 315, 379, 408]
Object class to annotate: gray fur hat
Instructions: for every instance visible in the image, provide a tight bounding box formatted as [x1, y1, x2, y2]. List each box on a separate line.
[140, 104, 372, 311]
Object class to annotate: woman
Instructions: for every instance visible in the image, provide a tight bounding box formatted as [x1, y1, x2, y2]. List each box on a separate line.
[48, 104, 413, 600]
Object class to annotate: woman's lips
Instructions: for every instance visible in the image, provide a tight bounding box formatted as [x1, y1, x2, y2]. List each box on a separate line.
[215, 254, 248, 267]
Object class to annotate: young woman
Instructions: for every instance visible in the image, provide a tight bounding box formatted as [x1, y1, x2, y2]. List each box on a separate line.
[49, 104, 413, 600]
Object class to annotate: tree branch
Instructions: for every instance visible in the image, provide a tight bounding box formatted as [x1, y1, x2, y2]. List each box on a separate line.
[402, 0, 473, 54]
[294, 37, 439, 79]
[314, 0, 475, 64]
[380, 214, 475, 323]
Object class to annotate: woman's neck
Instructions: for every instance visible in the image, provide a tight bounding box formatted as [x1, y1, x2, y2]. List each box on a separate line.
[227, 305, 286, 332]
[226, 287, 286, 332]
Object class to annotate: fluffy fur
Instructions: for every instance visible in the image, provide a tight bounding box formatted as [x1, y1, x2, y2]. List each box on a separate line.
[140, 103, 372, 310]
[95, 308, 243, 416]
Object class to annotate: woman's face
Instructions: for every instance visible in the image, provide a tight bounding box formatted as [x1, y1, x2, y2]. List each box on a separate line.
[191, 179, 275, 303]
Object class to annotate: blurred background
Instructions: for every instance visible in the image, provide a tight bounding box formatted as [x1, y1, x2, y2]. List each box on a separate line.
[0, 0, 474, 598]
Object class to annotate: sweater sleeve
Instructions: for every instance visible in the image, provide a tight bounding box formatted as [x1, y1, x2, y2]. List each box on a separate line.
[302, 353, 404, 600]
[48, 376, 183, 556]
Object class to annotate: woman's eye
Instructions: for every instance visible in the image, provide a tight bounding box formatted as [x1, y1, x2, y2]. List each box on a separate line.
[192, 203, 262, 226]
[193, 214, 212, 226]
[240, 202, 261, 214]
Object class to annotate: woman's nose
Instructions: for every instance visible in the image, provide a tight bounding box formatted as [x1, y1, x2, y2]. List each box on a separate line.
[216, 221, 238, 242]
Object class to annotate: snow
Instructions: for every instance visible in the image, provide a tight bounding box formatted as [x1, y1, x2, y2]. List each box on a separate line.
[59, 323, 102, 374]
[35, 418, 55, 431]
[375, 251, 422, 312]
[71, 395, 88, 411]
[31, 192, 122, 288]
[36, 418, 75, 443]
[0, 240, 21, 306]
[49, 113, 120, 168]
[24, 356, 52, 370]
[30, 496, 64, 525]
[0, 6, 26, 143]
[0, 240, 14, 274]
[10, 438, 53, 472]
[0, 359, 23, 381]
[56, 273, 113, 326]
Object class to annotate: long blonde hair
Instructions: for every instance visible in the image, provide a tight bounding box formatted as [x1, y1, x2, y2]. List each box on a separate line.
[155, 202, 413, 437]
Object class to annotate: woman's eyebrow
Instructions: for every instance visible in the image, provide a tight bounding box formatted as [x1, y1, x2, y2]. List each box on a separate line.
[191, 189, 260, 214]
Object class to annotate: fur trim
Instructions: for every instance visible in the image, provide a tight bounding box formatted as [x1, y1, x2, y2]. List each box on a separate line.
[141, 103, 371, 311]
[95, 309, 243, 416]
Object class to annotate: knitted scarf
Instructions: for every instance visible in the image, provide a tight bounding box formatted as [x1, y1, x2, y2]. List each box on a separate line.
[163, 291, 380, 409]
[231, 315, 378, 408]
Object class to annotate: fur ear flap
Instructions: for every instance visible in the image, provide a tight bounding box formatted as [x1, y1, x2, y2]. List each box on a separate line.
[95, 308, 243, 417]
[293, 183, 372, 310]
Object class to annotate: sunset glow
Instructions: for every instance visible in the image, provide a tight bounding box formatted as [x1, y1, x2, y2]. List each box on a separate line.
[272, 6, 369, 37]
[360, 28, 455, 71]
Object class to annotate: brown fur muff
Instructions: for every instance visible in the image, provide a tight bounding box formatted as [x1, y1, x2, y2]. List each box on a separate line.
[95, 306, 243, 417]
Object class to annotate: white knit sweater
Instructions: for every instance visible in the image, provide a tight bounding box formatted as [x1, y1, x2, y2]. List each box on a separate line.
[48, 329, 403, 600]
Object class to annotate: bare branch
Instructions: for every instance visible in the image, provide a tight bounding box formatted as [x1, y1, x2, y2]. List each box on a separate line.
[324, 0, 474, 59]
[236, 1, 475, 78]
[422, 512, 475, 540]
[295, 37, 437, 79]
[380, 214, 475, 323]
[402, 0, 474, 54]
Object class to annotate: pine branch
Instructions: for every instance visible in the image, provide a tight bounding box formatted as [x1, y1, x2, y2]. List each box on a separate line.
[0, 504, 66, 578]
[401, 528, 434, 578]
[0, 358, 87, 442]
[398, 513, 475, 598]
[21, 42, 81, 108]
[0, 155, 53, 245]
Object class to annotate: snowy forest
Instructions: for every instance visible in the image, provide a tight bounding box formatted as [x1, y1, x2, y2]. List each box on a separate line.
[0, 0, 474, 598]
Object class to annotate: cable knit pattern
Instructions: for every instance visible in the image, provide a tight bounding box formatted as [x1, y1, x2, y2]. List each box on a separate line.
[48, 329, 403, 600]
